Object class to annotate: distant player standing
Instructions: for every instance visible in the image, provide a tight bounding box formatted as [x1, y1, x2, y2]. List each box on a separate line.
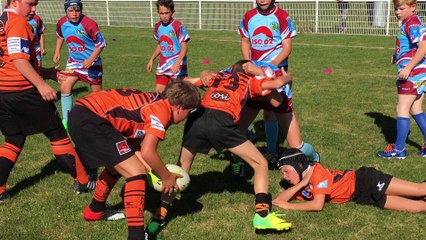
[53, 0, 107, 130]
[238, 0, 319, 168]
[378, 0, 426, 159]
[28, 13, 46, 66]
[147, 0, 190, 93]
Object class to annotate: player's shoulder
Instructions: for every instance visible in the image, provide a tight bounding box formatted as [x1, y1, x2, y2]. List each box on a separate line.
[274, 6, 290, 18]
[80, 15, 100, 28]
[57, 16, 69, 26]
[405, 14, 424, 27]
[244, 7, 258, 19]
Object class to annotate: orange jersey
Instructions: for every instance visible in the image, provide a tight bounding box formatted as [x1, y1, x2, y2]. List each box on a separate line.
[75, 88, 173, 140]
[0, 9, 38, 92]
[296, 163, 356, 204]
[201, 72, 268, 122]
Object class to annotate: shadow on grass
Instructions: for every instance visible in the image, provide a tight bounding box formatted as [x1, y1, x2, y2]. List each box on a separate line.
[365, 112, 420, 149]
[8, 157, 66, 197]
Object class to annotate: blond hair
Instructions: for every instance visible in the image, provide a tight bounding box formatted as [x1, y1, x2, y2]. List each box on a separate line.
[393, 0, 417, 7]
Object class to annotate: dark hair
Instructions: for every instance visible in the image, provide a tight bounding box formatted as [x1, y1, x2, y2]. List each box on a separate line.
[230, 60, 250, 74]
[163, 82, 201, 109]
[156, 0, 175, 11]
[277, 148, 310, 181]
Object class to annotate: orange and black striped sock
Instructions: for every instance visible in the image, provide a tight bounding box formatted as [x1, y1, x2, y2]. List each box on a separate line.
[0, 143, 21, 194]
[124, 174, 146, 240]
[255, 193, 272, 217]
[50, 138, 89, 184]
[89, 169, 121, 212]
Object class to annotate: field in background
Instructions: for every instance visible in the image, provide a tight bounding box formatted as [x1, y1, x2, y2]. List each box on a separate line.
[0, 26, 424, 239]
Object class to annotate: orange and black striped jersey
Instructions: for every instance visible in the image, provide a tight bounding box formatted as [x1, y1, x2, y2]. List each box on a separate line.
[0, 9, 38, 92]
[76, 88, 173, 140]
[202, 71, 267, 123]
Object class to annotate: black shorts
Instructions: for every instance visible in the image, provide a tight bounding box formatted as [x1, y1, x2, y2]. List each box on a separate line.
[68, 106, 135, 169]
[0, 88, 62, 135]
[182, 108, 247, 154]
[353, 167, 393, 209]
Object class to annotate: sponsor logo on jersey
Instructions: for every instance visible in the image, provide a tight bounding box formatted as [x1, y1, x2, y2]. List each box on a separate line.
[134, 129, 145, 138]
[116, 140, 131, 155]
[150, 115, 165, 132]
[210, 91, 230, 102]
[8, 37, 29, 55]
[317, 179, 328, 189]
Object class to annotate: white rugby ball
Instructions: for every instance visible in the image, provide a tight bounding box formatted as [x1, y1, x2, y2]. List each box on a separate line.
[260, 66, 276, 78]
[147, 164, 190, 192]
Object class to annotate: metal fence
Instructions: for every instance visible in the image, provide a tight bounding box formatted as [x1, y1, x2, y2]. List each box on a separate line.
[3, 0, 425, 35]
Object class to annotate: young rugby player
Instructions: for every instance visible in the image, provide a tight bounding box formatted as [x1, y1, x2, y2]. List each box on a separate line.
[146, 60, 293, 235]
[378, 0, 426, 159]
[273, 148, 426, 212]
[67, 82, 200, 240]
[147, 0, 190, 93]
[27, 13, 46, 66]
[53, 0, 107, 131]
[0, 0, 91, 202]
[238, 0, 319, 170]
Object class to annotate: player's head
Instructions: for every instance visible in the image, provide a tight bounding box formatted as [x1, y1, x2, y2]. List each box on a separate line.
[164, 82, 201, 124]
[8, 0, 38, 20]
[393, 0, 416, 7]
[256, 0, 276, 13]
[64, 0, 83, 13]
[230, 60, 251, 74]
[277, 148, 310, 185]
[156, 0, 175, 24]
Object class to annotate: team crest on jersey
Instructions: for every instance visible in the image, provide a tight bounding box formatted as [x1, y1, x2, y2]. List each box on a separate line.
[77, 29, 86, 36]
[317, 180, 328, 189]
[116, 140, 131, 155]
[270, 22, 279, 31]
[210, 91, 230, 102]
[150, 115, 165, 132]
[133, 129, 145, 138]
[169, 30, 176, 37]
[398, 30, 405, 37]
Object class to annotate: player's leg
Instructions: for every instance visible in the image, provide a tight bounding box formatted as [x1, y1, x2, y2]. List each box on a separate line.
[0, 134, 25, 201]
[147, 147, 196, 235]
[43, 125, 90, 193]
[276, 112, 320, 162]
[229, 141, 291, 231]
[410, 94, 426, 156]
[378, 94, 416, 159]
[155, 75, 170, 93]
[384, 195, 426, 212]
[59, 75, 79, 130]
[385, 177, 426, 198]
[263, 110, 279, 156]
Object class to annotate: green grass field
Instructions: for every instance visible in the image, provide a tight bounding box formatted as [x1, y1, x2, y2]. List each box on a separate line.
[0, 25, 424, 240]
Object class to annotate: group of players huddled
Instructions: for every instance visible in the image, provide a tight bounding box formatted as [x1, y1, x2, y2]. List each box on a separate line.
[1, 0, 425, 240]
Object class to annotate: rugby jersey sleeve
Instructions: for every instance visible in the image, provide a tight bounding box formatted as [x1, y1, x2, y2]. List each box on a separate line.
[406, 18, 426, 44]
[7, 19, 32, 61]
[310, 164, 333, 196]
[140, 100, 173, 140]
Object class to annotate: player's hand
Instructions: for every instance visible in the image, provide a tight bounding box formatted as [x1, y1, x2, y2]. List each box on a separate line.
[391, 54, 397, 64]
[41, 48, 47, 56]
[82, 59, 94, 69]
[300, 166, 314, 186]
[147, 61, 153, 73]
[243, 62, 265, 76]
[171, 62, 180, 74]
[36, 82, 57, 101]
[53, 53, 60, 64]
[161, 172, 181, 195]
[398, 67, 411, 80]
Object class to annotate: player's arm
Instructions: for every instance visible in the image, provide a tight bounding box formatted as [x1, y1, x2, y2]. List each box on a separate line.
[39, 33, 46, 56]
[260, 70, 292, 90]
[273, 193, 326, 211]
[241, 37, 251, 60]
[140, 133, 178, 195]
[82, 46, 103, 68]
[398, 40, 426, 79]
[266, 90, 283, 107]
[147, 45, 161, 73]
[12, 59, 57, 101]
[270, 38, 292, 67]
[171, 41, 188, 74]
[53, 37, 63, 64]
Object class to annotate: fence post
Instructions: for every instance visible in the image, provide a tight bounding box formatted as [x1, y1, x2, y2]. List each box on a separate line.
[150, 0, 154, 28]
[106, 0, 110, 26]
[386, 0, 391, 36]
[199, 0, 202, 30]
[315, 0, 319, 33]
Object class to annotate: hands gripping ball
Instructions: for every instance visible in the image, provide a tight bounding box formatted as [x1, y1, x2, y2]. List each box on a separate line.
[147, 164, 190, 192]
